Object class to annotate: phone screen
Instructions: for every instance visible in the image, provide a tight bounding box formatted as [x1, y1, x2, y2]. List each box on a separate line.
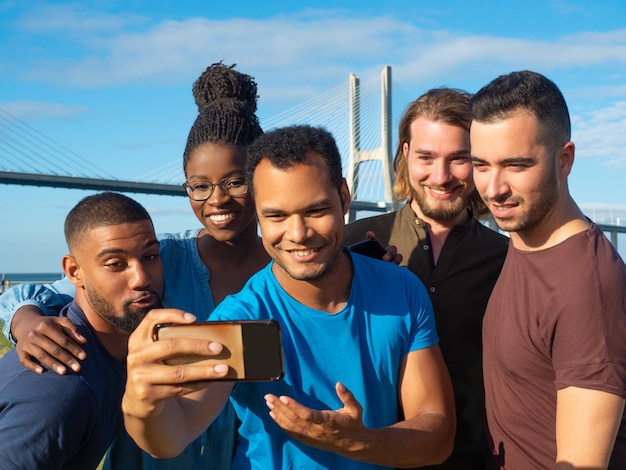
[154, 320, 284, 382]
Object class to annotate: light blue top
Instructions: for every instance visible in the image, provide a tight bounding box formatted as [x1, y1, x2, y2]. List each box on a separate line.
[213, 250, 438, 469]
[0, 229, 237, 470]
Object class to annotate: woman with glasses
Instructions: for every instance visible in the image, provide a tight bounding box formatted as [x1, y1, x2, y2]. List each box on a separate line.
[0, 62, 269, 470]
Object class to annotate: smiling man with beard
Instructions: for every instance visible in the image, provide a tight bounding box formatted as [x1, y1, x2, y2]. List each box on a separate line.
[0, 192, 163, 470]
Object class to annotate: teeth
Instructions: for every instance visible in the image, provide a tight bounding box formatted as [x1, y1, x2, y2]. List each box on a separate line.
[209, 213, 235, 222]
[292, 249, 317, 256]
[430, 188, 452, 195]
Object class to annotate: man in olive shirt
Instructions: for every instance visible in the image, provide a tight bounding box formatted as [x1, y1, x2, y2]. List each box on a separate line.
[345, 88, 508, 469]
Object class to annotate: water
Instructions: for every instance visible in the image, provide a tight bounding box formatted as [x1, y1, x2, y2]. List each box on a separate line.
[0, 272, 64, 293]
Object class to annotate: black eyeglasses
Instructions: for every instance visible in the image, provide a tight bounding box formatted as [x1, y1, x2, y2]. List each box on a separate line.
[182, 176, 249, 201]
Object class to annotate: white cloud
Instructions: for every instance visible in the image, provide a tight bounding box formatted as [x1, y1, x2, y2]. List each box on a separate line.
[10, 9, 626, 110]
[571, 101, 626, 166]
[0, 101, 86, 120]
[15, 3, 147, 35]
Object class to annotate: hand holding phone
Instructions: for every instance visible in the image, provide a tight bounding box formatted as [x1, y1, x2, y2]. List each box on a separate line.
[153, 320, 284, 382]
[348, 238, 387, 260]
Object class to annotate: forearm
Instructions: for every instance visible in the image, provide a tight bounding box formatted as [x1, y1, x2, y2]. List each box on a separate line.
[0, 278, 75, 342]
[123, 398, 196, 458]
[340, 412, 454, 468]
[122, 382, 233, 458]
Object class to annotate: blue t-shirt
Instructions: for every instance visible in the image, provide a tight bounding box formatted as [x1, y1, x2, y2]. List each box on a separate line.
[213, 251, 438, 470]
[0, 302, 125, 470]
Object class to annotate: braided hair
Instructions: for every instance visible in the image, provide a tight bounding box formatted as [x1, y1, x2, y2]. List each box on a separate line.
[183, 62, 263, 173]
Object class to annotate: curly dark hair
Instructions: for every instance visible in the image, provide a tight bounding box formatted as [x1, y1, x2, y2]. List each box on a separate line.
[183, 62, 264, 175]
[246, 125, 344, 193]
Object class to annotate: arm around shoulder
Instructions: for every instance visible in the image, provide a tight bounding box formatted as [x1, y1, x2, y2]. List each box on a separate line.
[0, 277, 75, 342]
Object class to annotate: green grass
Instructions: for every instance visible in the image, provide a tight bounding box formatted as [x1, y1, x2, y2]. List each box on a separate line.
[0, 320, 13, 358]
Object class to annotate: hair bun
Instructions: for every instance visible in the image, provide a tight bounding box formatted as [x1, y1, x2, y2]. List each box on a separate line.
[192, 61, 258, 114]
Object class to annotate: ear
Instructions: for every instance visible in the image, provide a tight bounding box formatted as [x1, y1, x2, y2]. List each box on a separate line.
[557, 141, 575, 181]
[402, 141, 409, 159]
[62, 254, 85, 288]
[340, 178, 351, 216]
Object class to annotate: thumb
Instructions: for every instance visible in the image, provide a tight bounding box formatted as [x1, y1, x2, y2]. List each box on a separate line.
[335, 382, 362, 417]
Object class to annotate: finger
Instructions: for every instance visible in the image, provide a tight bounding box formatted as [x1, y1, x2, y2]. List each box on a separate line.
[335, 382, 362, 417]
[35, 320, 87, 363]
[265, 394, 318, 427]
[134, 308, 197, 341]
[365, 230, 377, 240]
[127, 361, 230, 394]
[58, 320, 88, 345]
[16, 338, 79, 375]
[14, 349, 45, 374]
[138, 334, 225, 364]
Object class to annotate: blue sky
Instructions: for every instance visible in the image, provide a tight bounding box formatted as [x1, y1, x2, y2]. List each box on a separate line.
[1, 0, 626, 272]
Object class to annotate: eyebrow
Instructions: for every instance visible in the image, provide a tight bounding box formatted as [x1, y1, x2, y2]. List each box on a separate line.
[95, 239, 159, 258]
[414, 148, 470, 156]
[471, 156, 537, 165]
[259, 198, 334, 216]
[186, 170, 245, 180]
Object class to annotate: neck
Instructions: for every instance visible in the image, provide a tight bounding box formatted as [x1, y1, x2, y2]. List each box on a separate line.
[410, 201, 470, 264]
[510, 195, 589, 251]
[198, 224, 267, 264]
[75, 297, 129, 363]
[272, 250, 352, 314]
[93, 330, 129, 362]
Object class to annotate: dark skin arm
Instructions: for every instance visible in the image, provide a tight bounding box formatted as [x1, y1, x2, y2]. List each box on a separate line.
[11, 305, 86, 374]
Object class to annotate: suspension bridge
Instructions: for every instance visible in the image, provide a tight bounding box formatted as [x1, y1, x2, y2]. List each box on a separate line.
[1, 66, 625, 249]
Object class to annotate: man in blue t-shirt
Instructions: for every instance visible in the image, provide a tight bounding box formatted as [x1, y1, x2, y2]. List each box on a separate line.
[0, 192, 164, 469]
[122, 125, 455, 469]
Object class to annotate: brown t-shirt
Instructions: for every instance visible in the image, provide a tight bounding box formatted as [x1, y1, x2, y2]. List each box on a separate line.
[346, 204, 509, 469]
[483, 224, 626, 469]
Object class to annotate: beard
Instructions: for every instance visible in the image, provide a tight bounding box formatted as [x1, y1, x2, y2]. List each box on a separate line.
[488, 160, 560, 233]
[412, 187, 468, 221]
[85, 285, 162, 333]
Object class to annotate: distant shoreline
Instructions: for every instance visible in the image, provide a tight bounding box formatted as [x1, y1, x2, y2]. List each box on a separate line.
[1, 273, 64, 293]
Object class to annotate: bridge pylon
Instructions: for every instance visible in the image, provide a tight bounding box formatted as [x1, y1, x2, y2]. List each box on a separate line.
[345, 65, 396, 223]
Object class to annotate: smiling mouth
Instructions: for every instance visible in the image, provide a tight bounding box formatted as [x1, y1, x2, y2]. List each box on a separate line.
[429, 187, 454, 195]
[289, 248, 319, 257]
[208, 212, 236, 222]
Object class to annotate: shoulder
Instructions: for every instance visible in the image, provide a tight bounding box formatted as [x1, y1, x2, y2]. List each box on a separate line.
[158, 229, 205, 275]
[158, 229, 200, 248]
[345, 210, 402, 245]
[0, 371, 96, 469]
[352, 252, 425, 293]
[0, 365, 93, 418]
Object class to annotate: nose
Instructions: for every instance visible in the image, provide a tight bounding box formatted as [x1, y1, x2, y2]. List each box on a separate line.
[285, 215, 309, 243]
[483, 169, 510, 201]
[430, 159, 452, 186]
[206, 184, 229, 205]
[128, 262, 152, 290]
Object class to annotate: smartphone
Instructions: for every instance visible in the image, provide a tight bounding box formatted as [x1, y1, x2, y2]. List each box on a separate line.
[348, 238, 387, 260]
[153, 320, 284, 382]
